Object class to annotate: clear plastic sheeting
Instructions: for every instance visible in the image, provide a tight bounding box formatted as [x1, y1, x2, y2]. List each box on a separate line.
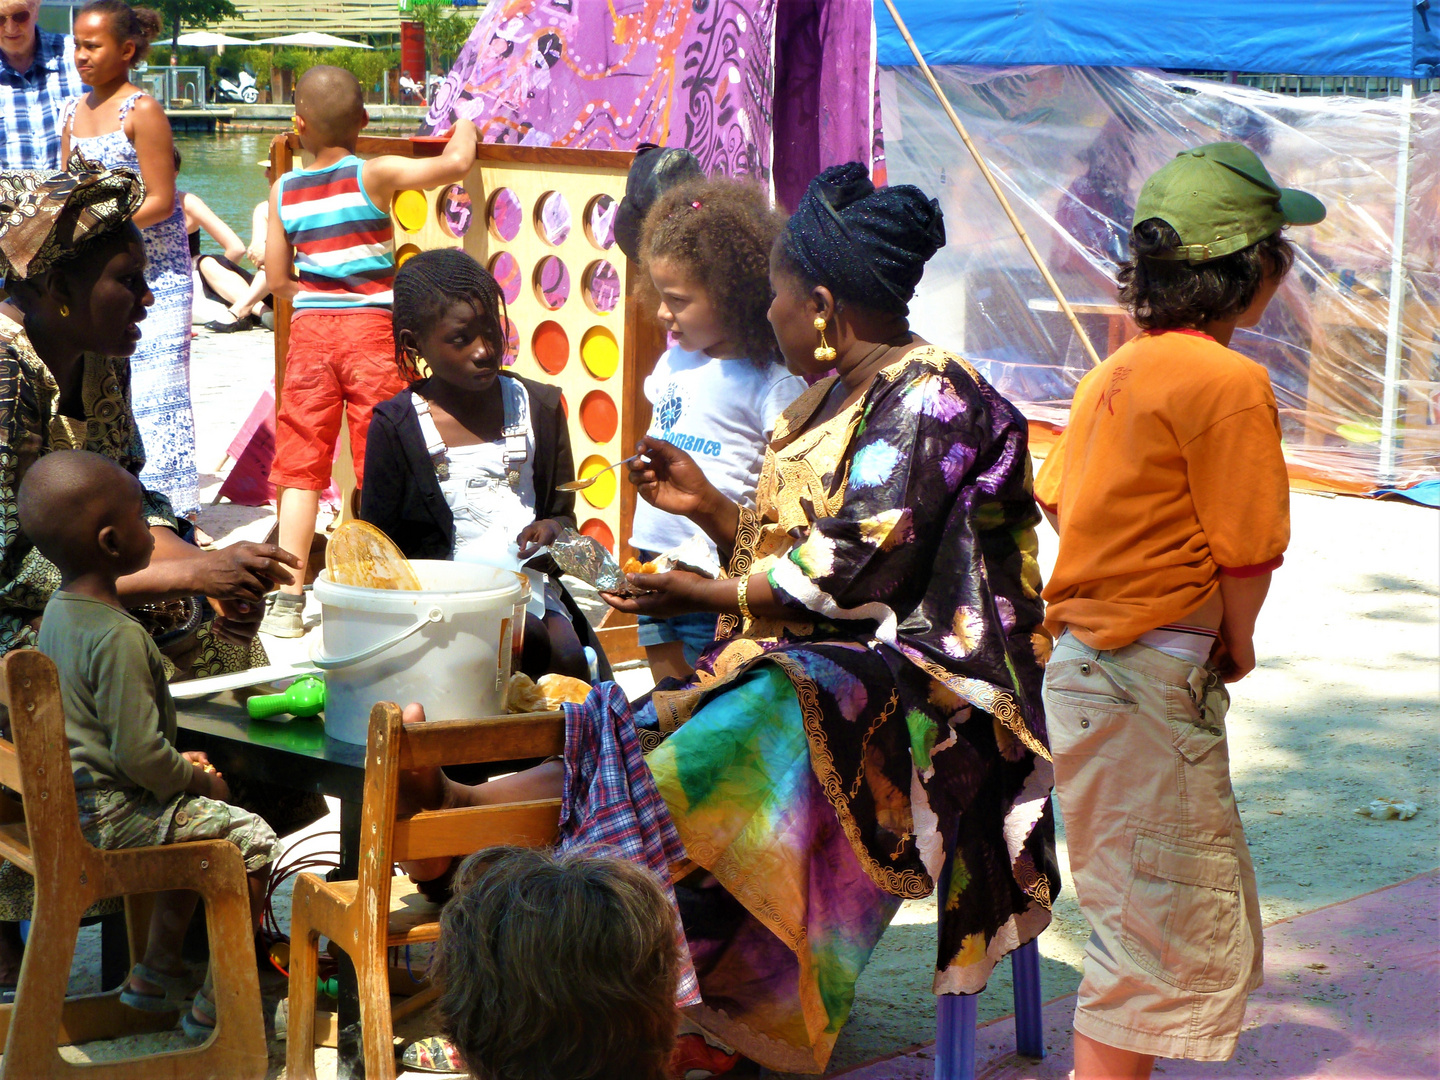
[881, 66, 1439, 493]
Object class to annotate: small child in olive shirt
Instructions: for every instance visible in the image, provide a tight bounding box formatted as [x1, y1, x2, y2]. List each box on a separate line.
[18, 450, 281, 1039]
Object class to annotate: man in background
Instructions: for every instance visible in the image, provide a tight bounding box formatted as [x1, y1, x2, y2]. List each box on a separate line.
[0, 0, 83, 169]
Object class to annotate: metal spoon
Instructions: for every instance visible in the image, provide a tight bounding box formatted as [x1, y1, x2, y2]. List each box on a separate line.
[556, 454, 642, 492]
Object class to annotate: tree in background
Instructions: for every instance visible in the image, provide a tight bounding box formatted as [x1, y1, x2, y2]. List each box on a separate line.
[156, 0, 240, 53]
[330, 48, 397, 103]
[236, 46, 272, 90]
[273, 48, 321, 80]
[407, 0, 475, 75]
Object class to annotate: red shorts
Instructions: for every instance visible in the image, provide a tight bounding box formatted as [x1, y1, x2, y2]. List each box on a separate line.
[271, 310, 405, 491]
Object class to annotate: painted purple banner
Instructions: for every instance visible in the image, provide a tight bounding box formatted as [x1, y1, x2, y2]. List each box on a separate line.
[421, 0, 883, 209]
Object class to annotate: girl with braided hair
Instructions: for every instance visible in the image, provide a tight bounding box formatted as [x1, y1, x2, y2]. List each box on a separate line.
[360, 247, 599, 681]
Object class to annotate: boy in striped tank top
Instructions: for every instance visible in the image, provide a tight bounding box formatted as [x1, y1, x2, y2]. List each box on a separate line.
[261, 66, 478, 636]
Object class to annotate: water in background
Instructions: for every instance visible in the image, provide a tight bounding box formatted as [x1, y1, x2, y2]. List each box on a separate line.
[174, 131, 277, 258]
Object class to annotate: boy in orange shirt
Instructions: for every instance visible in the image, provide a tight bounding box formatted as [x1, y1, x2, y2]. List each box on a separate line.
[1034, 143, 1324, 1078]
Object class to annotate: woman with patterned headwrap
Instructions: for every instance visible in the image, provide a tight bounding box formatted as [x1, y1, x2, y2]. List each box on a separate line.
[0, 159, 308, 987]
[403, 163, 1059, 1074]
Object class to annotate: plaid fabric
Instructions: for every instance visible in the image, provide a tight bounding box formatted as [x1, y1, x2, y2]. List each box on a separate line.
[0, 32, 84, 170]
[560, 682, 700, 1006]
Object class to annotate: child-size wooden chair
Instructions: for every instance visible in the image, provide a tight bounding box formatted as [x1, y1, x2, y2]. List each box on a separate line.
[285, 702, 566, 1080]
[0, 648, 267, 1079]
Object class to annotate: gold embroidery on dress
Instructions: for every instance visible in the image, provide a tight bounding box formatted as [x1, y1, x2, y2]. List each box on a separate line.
[717, 506, 764, 641]
[763, 387, 865, 536]
[719, 386, 871, 643]
[849, 690, 899, 798]
[766, 652, 931, 900]
[906, 650, 1050, 761]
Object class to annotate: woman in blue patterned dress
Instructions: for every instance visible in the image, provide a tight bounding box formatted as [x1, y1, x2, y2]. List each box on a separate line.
[60, 1, 197, 517]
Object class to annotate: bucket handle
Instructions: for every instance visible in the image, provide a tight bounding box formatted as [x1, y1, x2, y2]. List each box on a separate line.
[310, 606, 446, 670]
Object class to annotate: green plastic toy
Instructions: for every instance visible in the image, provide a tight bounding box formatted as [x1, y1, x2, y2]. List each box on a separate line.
[247, 675, 326, 722]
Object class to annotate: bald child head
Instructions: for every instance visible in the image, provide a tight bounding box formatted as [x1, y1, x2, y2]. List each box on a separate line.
[17, 450, 154, 582]
[295, 65, 367, 149]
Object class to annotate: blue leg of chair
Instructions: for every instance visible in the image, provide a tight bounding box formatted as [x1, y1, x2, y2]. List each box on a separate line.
[1011, 938, 1046, 1060]
[935, 848, 979, 1080]
[935, 991, 978, 1080]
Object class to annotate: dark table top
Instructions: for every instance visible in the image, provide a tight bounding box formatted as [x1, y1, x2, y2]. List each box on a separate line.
[174, 692, 368, 805]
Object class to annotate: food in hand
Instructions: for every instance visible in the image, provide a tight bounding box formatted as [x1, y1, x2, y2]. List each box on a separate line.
[326, 521, 421, 590]
[550, 528, 643, 595]
[622, 557, 659, 575]
[536, 673, 592, 708]
[654, 533, 723, 579]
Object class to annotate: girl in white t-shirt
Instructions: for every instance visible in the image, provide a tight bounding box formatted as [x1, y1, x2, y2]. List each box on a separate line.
[632, 178, 806, 682]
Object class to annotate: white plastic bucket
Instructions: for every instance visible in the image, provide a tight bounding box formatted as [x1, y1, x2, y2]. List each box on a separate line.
[312, 560, 528, 745]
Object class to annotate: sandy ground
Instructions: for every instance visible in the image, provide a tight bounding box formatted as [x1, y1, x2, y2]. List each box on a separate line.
[845, 871, 1440, 1079]
[36, 325, 1440, 1077]
[822, 487, 1439, 1074]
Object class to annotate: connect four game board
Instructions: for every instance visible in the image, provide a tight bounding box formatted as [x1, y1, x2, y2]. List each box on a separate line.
[271, 136, 662, 572]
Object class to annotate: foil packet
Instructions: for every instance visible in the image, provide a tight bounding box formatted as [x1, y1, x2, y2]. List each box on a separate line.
[549, 528, 646, 596]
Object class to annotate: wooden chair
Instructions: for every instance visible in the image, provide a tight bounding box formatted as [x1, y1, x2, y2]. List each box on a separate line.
[0, 648, 266, 1079]
[285, 702, 566, 1080]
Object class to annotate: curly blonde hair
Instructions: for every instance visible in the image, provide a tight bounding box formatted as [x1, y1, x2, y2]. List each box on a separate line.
[640, 177, 785, 365]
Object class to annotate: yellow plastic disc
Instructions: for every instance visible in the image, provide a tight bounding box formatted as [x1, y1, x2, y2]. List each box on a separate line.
[396, 243, 422, 267]
[578, 454, 616, 508]
[325, 521, 422, 591]
[580, 326, 619, 379]
[1335, 421, 1381, 444]
[393, 189, 429, 233]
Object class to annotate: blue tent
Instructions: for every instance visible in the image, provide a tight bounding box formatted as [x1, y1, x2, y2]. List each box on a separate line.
[875, 1, 1439, 79]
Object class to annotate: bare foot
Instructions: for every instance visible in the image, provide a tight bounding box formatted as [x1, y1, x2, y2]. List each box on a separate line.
[395, 702, 450, 817]
[393, 705, 566, 884]
[395, 702, 464, 882]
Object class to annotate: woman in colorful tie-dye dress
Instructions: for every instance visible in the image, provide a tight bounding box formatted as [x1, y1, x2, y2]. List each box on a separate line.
[598, 164, 1059, 1072]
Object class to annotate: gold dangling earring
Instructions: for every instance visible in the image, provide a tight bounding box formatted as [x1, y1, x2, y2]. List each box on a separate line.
[813, 315, 836, 363]
[58, 303, 69, 318]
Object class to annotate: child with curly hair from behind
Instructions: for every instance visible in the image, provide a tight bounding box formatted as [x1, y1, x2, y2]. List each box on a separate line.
[426, 847, 680, 1080]
[631, 177, 805, 682]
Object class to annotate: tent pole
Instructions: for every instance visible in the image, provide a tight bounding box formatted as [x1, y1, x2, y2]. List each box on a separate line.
[1378, 78, 1415, 482]
[879, 0, 1103, 369]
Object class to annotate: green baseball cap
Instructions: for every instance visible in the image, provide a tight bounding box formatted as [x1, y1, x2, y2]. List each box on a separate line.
[1133, 142, 1325, 262]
